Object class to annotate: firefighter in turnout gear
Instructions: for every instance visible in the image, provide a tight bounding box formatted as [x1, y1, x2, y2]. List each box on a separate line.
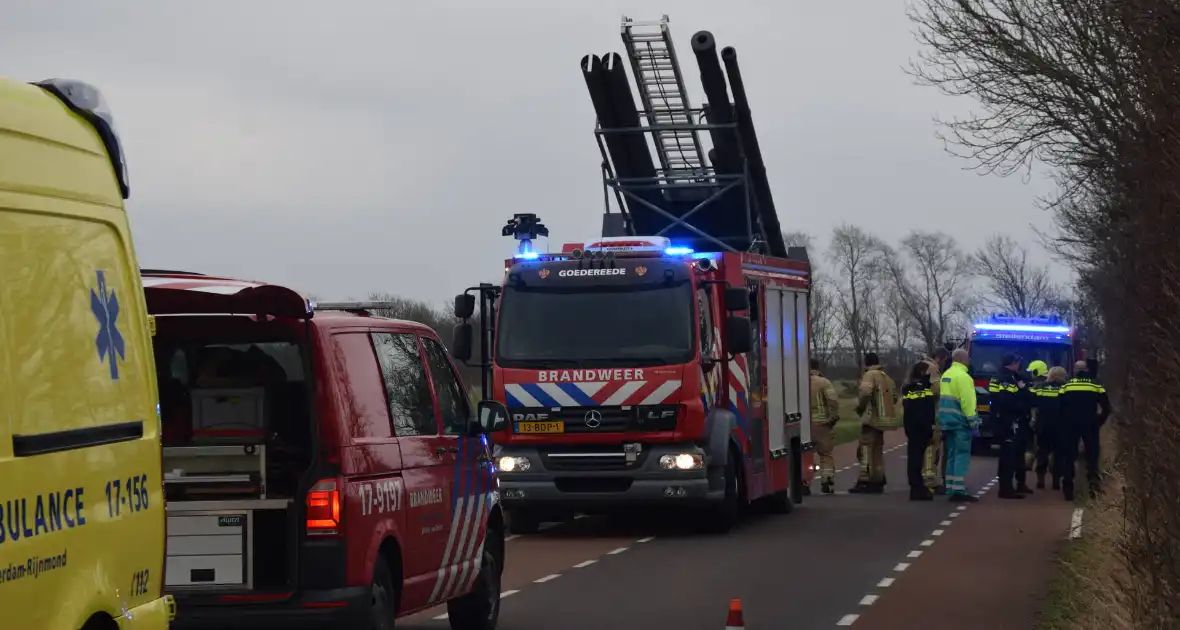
[851, 353, 898, 494]
[990, 353, 1037, 498]
[1033, 366, 1068, 490]
[903, 362, 938, 501]
[809, 359, 841, 494]
[924, 348, 950, 494]
[939, 348, 979, 502]
[1059, 360, 1111, 500]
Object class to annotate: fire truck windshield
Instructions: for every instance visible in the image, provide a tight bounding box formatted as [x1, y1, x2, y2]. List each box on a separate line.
[970, 340, 1072, 377]
[495, 282, 695, 368]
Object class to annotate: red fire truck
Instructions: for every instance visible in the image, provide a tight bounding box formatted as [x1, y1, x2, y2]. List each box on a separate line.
[454, 236, 812, 534]
[451, 17, 813, 534]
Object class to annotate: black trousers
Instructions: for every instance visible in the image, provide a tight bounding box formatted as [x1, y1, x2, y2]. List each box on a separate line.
[1013, 422, 1033, 487]
[1034, 421, 1062, 480]
[905, 423, 933, 490]
[1061, 422, 1102, 493]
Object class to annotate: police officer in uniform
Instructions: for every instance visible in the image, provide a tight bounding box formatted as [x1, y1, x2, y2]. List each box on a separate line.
[1033, 365, 1067, 490]
[903, 362, 937, 501]
[1059, 360, 1111, 500]
[989, 353, 1037, 498]
[809, 359, 841, 494]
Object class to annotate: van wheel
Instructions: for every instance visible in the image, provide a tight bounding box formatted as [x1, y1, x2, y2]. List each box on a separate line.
[704, 456, 741, 533]
[447, 538, 503, 630]
[506, 509, 540, 535]
[368, 559, 398, 630]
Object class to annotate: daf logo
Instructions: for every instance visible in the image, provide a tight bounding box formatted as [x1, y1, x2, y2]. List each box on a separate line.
[584, 410, 603, 428]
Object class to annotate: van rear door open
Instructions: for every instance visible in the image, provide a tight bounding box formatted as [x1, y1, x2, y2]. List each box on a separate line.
[141, 273, 318, 601]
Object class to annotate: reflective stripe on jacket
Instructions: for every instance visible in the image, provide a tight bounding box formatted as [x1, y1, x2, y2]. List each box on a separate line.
[937, 362, 978, 431]
[810, 370, 841, 422]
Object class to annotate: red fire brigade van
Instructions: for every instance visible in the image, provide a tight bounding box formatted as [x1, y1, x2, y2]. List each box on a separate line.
[142, 271, 508, 630]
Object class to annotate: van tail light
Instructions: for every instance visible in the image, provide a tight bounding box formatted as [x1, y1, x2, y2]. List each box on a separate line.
[306, 478, 342, 536]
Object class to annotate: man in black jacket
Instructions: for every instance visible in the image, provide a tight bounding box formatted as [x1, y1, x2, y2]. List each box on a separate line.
[1059, 360, 1111, 500]
[989, 353, 1037, 498]
[903, 362, 937, 501]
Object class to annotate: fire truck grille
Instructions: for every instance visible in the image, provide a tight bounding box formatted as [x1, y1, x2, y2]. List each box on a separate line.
[540, 445, 650, 472]
[509, 405, 678, 434]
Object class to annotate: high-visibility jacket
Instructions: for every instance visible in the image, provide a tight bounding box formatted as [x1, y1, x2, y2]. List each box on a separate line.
[856, 365, 898, 421]
[937, 362, 978, 431]
[988, 367, 1036, 437]
[1033, 380, 1065, 430]
[810, 370, 841, 423]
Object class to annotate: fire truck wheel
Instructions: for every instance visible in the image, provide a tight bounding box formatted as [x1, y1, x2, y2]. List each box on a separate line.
[447, 536, 504, 630]
[705, 455, 741, 533]
[368, 558, 398, 630]
[506, 509, 541, 535]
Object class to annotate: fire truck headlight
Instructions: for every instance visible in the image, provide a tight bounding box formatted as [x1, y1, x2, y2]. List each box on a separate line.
[659, 453, 704, 471]
[498, 456, 531, 472]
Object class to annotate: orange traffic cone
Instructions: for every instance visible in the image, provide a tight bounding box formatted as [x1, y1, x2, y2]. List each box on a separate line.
[725, 598, 745, 629]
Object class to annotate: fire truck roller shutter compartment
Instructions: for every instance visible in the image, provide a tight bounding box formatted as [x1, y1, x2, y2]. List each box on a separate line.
[793, 290, 812, 448]
[764, 288, 788, 455]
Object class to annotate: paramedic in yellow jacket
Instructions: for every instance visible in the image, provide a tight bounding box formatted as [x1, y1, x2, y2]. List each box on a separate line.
[851, 353, 898, 494]
[809, 359, 841, 494]
[939, 348, 980, 502]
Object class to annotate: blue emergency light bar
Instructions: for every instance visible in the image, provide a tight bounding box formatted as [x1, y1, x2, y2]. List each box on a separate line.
[974, 322, 1071, 334]
[665, 246, 694, 256]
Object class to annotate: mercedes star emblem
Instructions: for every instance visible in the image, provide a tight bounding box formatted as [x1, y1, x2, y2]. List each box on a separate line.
[584, 410, 603, 428]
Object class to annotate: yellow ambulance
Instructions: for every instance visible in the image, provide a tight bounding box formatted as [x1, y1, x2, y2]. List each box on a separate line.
[0, 77, 175, 629]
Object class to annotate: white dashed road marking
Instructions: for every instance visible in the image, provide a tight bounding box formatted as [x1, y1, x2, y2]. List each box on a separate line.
[572, 560, 597, 568]
[877, 577, 895, 588]
[607, 546, 629, 555]
[859, 595, 879, 606]
[534, 573, 561, 583]
[433, 590, 519, 620]
[837, 613, 860, 626]
[1070, 508, 1084, 539]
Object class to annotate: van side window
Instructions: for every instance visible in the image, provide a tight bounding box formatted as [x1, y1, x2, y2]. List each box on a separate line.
[371, 332, 437, 437]
[422, 337, 473, 435]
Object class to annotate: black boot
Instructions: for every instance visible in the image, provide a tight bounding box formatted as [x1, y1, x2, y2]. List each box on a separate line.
[1063, 483, 1075, 502]
[1035, 473, 1046, 490]
[848, 481, 870, 494]
[998, 486, 1026, 499]
[910, 487, 933, 501]
[1017, 484, 1034, 494]
[934, 485, 946, 495]
[1051, 477, 1061, 491]
[821, 479, 834, 494]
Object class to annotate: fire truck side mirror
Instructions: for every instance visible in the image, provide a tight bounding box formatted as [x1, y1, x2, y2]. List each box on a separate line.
[725, 316, 753, 354]
[452, 322, 474, 363]
[476, 400, 509, 433]
[723, 287, 749, 312]
[455, 293, 476, 319]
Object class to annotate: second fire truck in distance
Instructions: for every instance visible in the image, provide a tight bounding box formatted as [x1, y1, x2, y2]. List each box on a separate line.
[452, 236, 814, 534]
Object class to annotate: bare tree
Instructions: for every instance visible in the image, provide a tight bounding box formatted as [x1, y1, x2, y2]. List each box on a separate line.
[882, 283, 912, 362]
[879, 231, 973, 352]
[971, 235, 1059, 316]
[826, 224, 882, 364]
[808, 278, 844, 362]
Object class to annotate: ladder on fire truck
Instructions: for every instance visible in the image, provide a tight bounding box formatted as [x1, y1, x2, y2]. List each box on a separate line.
[621, 15, 707, 182]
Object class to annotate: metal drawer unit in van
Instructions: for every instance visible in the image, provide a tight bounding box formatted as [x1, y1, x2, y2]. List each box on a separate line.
[163, 445, 291, 591]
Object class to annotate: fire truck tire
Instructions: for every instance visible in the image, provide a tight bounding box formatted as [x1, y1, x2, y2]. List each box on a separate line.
[367, 557, 398, 630]
[704, 454, 741, 533]
[506, 509, 541, 535]
[447, 535, 504, 630]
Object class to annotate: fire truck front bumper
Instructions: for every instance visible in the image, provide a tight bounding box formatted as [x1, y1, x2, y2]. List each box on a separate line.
[494, 443, 723, 510]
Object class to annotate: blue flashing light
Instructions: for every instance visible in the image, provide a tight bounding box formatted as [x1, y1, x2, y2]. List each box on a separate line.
[974, 322, 1071, 334]
[690, 252, 721, 261]
[515, 251, 539, 260]
[665, 246, 694, 256]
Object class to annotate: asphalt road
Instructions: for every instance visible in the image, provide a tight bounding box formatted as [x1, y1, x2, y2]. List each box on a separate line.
[400, 434, 1011, 630]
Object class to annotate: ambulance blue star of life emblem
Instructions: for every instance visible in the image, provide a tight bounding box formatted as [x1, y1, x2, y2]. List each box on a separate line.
[90, 270, 126, 380]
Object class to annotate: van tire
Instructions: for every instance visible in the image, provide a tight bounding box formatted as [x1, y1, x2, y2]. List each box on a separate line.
[447, 537, 503, 630]
[368, 558, 398, 630]
[506, 509, 540, 535]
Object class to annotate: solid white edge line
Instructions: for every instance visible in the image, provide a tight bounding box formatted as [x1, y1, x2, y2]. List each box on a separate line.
[1070, 507, 1085, 539]
[837, 613, 860, 626]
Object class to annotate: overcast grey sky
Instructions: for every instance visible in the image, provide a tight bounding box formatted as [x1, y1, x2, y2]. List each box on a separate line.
[2, 0, 1059, 305]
